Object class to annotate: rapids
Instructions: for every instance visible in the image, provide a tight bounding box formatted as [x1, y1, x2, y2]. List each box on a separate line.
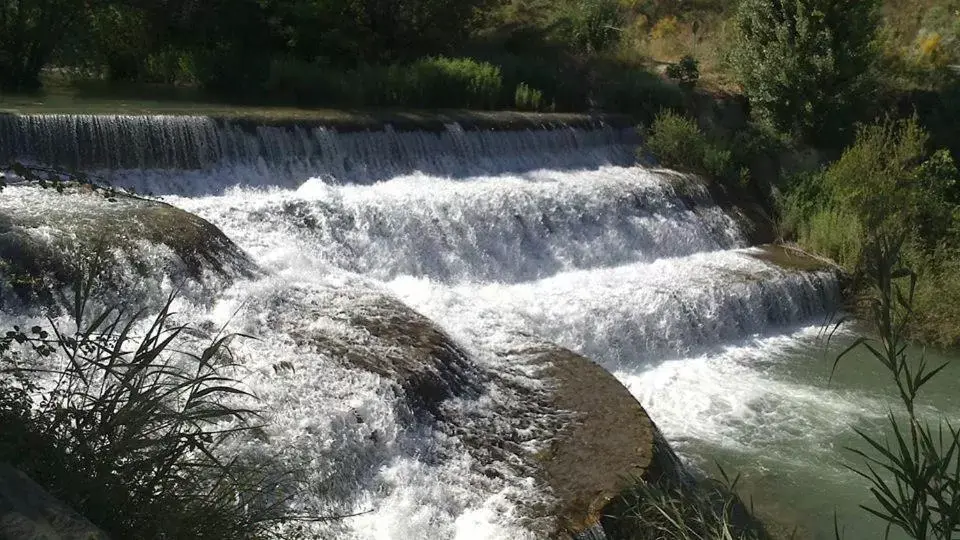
[6, 117, 946, 539]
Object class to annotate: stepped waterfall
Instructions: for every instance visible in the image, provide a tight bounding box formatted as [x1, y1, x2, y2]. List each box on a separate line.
[0, 115, 875, 539]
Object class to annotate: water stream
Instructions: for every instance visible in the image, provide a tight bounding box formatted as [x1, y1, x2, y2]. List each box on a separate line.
[3, 117, 958, 539]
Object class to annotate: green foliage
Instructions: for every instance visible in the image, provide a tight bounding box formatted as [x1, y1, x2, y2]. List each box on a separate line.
[604, 470, 770, 540]
[0, 0, 86, 91]
[263, 56, 504, 109]
[595, 68, 684, 123]
[833, 235, 960, 540]
[665, 55, 700, 89]
[645, 110, 731, 180]
[782, 118, 960, 345]
[514, 82, 545, 111]
[729, 0, 881, 146]
[551, 0, 624, 54]
[821, 118, 958, 245]
[0, 293, 296, 538]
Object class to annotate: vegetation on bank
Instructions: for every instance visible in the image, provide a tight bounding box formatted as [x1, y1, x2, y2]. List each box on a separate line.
[0, 292, 298, 539]
[631, 0, 960, 348]
[833, 235, 960, 540]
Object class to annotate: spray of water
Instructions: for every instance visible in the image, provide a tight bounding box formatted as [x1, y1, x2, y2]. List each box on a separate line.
[2, 119, 872, 538]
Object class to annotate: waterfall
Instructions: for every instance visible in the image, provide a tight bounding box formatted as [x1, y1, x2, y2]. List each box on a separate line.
[0, 114, 638, 194]
[1, 116, 850, 539]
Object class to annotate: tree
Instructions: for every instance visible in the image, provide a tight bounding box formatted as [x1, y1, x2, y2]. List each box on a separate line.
[552, 0, 624, 55]
[0, 0, 86, 91]
[729, 0, 880, 146]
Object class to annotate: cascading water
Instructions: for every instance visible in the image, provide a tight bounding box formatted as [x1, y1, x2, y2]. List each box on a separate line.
[6, 114, 935, 538]
[0, 114, 637, 194]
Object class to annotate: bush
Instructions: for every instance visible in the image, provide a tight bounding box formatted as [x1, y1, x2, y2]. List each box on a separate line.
[821, 118, 958, 244]
[0, 294, 293, 539]
[403, 56, 504, 109]
[729, 0, 881, 147]
[782, 118, 960, 344]
[645, 110, 731, 180]
[665, 55, 700, 89]
[514, 82, 545, 111]
[552, 0, 624, 54]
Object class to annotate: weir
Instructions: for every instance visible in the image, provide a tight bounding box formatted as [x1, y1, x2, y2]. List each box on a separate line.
[0, 114, 638, 193]
[0, 115, 850, 538]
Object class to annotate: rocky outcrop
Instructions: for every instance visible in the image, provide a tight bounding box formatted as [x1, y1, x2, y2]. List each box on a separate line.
[508, 345, 685, 536]
[0, 184, 256, 309]
[257, 285, 685, 536]
[0, 463, 108, 540]
[257, 286, 483, 412]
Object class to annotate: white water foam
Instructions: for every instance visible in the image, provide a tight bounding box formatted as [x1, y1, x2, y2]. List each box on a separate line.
[158, 163, 847, 538]
[3, 121, 863, 538]
[168, 167, 742, 283]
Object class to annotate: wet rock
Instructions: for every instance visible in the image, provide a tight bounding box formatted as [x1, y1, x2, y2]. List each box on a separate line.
[0, 463, 108, 540]
[506, 345, 685, 536]
[0, 184, 256, 309]
[261, 287, 483, 413]
[250, 284, 685, 537]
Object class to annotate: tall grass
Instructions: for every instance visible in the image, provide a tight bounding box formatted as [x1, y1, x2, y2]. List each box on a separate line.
[514, 82, 545, 111]
[833, 234, 960, 539]
[0, 291, 296, 539]
[604, 470, 770, 540]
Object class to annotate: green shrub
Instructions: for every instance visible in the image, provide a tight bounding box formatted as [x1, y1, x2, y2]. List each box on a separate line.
[912, 251, 960, 347]
[646, 110, 731, 180]
[729, 0, 881, 146]
[0, 294, 295, 539]
[822, 118, 958, 243]
[782, 117, 960, 344]
[646, 111, 705, 170]
[552, 0, 624, 54]
[404, 56, 504, 109]
[665, 55, 700, 89]
[515, 82, 545, 111]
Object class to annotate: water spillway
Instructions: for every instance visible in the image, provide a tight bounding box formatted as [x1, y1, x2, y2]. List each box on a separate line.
[2, 114, 898, 538]
[0, 114, 637, 194]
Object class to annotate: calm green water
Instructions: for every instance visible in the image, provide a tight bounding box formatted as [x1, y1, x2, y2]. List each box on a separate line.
[623, 325, 960, 540]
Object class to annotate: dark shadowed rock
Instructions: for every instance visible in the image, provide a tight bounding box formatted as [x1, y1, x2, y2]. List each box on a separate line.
[259, 286, 483, 413]
[0, 184, 256, 309]
[0, 463, 108, 540]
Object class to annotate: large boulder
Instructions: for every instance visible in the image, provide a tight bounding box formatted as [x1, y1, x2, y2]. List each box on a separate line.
[260, 286, 483, 414]
[0, 184, 256, 310]
[0, 463, 108, 540]
[256, 285, 685, 536]
[506, 345, 685, 537]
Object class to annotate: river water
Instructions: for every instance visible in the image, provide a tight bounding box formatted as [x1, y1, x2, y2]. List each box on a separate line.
[4, 118, 958, 539]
